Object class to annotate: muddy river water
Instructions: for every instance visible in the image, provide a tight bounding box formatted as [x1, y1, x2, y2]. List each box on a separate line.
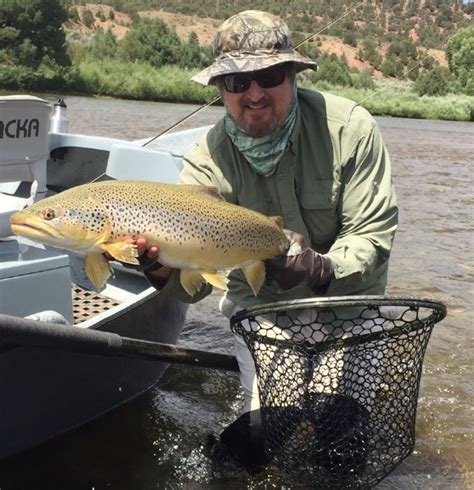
[0, 95, 472, 489]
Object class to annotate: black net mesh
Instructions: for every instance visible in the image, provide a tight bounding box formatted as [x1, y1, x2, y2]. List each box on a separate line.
[230, 296, 446, 489]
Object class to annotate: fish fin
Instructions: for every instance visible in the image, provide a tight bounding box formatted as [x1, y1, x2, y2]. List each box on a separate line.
[180, 270, 206, 296]
[101, 241, 139, 265]
[84, 253, 113, 290]
[268, 216, 285, 229]
[182, 185, 224, 200]
[242, 261, 266, 297]
[200, 270, 228, 290]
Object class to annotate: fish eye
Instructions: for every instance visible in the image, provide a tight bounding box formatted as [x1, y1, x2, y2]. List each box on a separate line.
[42, 208, 56, 220]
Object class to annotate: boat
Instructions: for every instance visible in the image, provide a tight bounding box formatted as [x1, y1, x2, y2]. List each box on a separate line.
[0, 95, 212, 460]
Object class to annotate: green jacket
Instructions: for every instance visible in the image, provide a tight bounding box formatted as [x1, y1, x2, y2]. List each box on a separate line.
[158, 88, 398, 309]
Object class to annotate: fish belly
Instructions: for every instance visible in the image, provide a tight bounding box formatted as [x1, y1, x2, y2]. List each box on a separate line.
[156, 241, 256, 271]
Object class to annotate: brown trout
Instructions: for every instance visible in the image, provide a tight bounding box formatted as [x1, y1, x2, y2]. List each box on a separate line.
[10, 180, 289, 295]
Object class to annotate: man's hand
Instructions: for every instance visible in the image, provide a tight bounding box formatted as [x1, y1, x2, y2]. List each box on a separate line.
[265, 230, 333, 290]
[124, 236, 173, 284]
[130, 236, 160, 270]
[103, 236, 160, 270]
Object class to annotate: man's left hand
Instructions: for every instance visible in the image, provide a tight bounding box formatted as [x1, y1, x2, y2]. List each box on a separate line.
[265, 230, 333, 290]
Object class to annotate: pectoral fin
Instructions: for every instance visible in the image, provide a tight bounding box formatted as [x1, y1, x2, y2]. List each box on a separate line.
[242, 261, 266, 296]
[84, 253, 113, 290]
[200, 270, 228, 290]
[101, 241, 139, 265]
[180, 270, 206, 296]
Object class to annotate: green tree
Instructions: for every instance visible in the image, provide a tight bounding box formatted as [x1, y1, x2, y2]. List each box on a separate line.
[311, 54, 352, 87]
[82, 9, 95, 29]
[415, 66, 451, 96]
[361, 38, 381, 67]
[96, 9, 106, 23]
[342, 31, 357, 47]
[380, 55, 404, 78]
[181, 31, 213, 68]
[0, 0, 70, 67]
[117, 18, 183, 67]
[352, 68, 376, 90]
[89, 29, 117, 60]
[446, 25, 474, 94]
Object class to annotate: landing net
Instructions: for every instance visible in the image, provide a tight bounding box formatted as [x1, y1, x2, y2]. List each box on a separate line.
[230, 296, 446, 489]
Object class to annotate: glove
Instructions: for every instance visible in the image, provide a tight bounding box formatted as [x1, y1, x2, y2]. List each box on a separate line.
[265, 230, 333, 290]
[135, 253, 163, 272]
[104, 236, 163, 272]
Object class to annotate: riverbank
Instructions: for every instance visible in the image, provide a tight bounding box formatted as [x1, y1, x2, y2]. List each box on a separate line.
[2, 61, 473, 121]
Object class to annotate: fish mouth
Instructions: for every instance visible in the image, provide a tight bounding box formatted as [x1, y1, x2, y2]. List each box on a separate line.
[10, 212, 63, 241]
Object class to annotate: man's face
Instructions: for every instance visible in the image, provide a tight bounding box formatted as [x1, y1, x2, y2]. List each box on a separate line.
[219, 65, 294, 138]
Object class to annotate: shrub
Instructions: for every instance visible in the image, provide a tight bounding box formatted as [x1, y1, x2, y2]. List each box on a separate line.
[83, 9, 95, 29]
[89, 29, 117, 60]
[310, 54, 352, 87]
[446, 25, 474, 95]
[352, 69, 376, 90]
[415, 66, 452, 96]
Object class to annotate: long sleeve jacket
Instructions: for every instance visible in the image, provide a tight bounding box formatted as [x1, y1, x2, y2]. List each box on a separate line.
[157, 88, 398, 310]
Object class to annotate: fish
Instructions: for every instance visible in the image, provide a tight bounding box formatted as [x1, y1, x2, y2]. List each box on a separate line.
[10, 180, 289, 295]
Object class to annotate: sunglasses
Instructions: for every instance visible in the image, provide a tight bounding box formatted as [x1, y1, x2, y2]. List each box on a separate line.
[221, 65, 288, 94]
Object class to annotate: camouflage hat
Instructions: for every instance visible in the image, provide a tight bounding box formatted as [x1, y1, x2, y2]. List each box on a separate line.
[191, 10, 317, 86]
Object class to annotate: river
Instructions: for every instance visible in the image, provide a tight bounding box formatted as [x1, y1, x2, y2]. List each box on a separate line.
[0, 96, 472, 489]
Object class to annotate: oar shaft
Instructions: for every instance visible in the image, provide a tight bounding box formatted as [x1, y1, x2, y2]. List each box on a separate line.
[122, 337, 239, 371]
[0, 314, 239, 372]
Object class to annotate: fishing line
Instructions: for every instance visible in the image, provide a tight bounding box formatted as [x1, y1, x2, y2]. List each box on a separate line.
[294, 2, 363, 49]
[142, 94, 221, 147]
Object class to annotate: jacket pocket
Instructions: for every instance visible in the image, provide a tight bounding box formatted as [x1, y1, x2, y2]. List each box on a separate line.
[299, 179, 338, 246]
[300, 178, 335, 210]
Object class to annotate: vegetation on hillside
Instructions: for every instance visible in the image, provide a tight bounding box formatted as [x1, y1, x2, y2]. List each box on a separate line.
[0, 0, 472, 120]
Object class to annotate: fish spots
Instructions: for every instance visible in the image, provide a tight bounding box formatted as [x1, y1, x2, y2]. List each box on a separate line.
[18, 180, 288, 269]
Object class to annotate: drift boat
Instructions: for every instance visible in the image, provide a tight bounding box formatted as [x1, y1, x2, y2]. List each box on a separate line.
[0, 95, 212, 460]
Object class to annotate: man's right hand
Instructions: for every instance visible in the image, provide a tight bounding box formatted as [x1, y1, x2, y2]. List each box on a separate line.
[132, 236, 173, 282]
[105, 236, 172, 282]
[132, 236, 160, 270]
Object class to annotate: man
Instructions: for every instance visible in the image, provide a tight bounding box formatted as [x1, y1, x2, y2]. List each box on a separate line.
[136, 9, 398, 470]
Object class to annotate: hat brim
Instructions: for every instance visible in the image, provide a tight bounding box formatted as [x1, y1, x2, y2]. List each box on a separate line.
[191, 52, 318, 86]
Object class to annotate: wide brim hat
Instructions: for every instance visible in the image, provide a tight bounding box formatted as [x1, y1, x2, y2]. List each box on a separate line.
[191, 10, 318, 86]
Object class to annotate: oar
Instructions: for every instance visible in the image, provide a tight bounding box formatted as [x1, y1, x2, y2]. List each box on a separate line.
[0, 313, 239, 372]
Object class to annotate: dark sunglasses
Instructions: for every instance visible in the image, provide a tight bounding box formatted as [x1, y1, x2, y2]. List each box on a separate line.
[221, 65, 287, 94]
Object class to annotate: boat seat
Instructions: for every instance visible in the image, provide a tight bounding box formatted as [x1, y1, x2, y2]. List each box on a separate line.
[105, 144, 183, 183]
[105, 126, 212, 183]
[0, 96, 52, 237]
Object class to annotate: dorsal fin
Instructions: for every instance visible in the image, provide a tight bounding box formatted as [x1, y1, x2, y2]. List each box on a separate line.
[181, 185, 224, 200]
[268, 216, 285, 229]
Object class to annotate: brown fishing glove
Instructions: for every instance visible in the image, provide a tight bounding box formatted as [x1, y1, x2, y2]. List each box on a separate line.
[137, 254, 164, 272]
[265, 230, 333, 290]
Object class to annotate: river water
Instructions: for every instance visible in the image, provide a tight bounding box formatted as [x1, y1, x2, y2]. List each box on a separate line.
[0, 96, 472, 489]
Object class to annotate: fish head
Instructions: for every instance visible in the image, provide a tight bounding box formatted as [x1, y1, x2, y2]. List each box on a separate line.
[10, 193, 110, 253]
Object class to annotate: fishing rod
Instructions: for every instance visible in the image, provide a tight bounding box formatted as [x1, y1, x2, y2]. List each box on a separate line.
[142, 2, 364, 147]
